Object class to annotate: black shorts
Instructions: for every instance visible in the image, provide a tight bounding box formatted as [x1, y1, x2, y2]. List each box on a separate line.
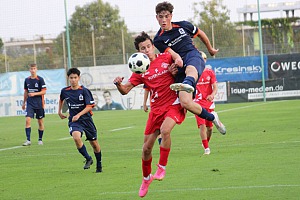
[68, 118, 97, 141]
[25, 106, 45, 119]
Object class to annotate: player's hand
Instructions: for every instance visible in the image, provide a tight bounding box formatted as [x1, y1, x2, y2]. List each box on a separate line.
[174, 57, 183, 67]
[208, 48, 219, 56]
[22, 104, 26, 110]
[113, 77, 124, 86]
[58, 113, 67, 119]
[72, 115, 80, 122]
[168, 63, 178, 76]
[143, 104, 148, 112]
[206, 94, 214, 101]
[58, 112, 67, 119]
[28, 93, 35, 97]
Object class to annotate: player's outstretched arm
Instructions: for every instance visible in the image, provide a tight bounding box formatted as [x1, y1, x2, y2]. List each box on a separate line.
[113, 76, 134, 95]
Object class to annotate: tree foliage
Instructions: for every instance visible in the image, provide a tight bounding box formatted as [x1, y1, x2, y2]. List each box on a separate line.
[191, 0, 243, 57]
[0, 38, 3, 49]
[55, 0, 135, 67]
[237, 17, 300, 53]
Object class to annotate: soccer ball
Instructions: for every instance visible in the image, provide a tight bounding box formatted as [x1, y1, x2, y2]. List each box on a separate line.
[128, 52, 150, 74]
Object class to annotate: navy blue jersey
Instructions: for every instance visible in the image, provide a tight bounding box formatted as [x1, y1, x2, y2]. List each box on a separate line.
[153, 21, 200, 57]
[60, 86, 95, 122]
[24, 75, 46, 109]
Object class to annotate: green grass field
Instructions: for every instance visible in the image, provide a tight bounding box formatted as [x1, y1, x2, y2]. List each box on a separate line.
[1, 100, 300, 200]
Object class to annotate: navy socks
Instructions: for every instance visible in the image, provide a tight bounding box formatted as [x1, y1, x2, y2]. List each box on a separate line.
[198, 108, 215, 121]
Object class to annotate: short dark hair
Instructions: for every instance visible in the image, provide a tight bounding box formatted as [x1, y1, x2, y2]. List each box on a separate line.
[67, 67, 80, 77]
[134, 31, 153, 50]
[103, 90, 111, 96]
[30, 63, 37, 68]
[155, 1, 174, 14]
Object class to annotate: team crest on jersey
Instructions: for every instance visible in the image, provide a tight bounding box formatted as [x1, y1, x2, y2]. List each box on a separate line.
[179, 28, 185, 35]
[79, 94, 83, 101]
[206, 76, 211, 81]
[161, 62, 169, 69]
[35, 83, 38, 87]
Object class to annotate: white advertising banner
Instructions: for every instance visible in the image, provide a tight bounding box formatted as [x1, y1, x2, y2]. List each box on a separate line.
[215, 82, 227, 102]
[0, 94, 60, 117]
[78, 64, 132, 90]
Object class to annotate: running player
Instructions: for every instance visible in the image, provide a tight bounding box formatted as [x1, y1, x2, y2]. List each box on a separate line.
[58, 68, 103, 173]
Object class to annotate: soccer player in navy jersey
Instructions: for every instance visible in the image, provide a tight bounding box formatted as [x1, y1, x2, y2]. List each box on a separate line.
[154, 1, 226, 134]
[114, 32, 186, 198]
[58, 68, 102, 173]
[22, 64, 46, 146]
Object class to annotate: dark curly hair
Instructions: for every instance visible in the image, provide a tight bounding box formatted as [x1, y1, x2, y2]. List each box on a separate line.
[134, 31, 153, 50]
[155, 1, 174, 14]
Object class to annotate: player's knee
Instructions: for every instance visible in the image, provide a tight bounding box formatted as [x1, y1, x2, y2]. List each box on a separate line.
[142, 144, 153, 155]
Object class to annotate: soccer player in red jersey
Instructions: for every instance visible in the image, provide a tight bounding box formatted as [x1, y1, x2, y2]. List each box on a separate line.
[114, 32, 186, 198]
[153, 2, 226, 134]
[194, 51, 224, 155]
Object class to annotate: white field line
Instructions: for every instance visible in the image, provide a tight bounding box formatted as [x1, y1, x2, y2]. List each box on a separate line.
[0, 126, 134, 152]
[0, 146, 24, 152]
[109, 126, 133, 132]
[58, 136, 72, 140]
[98, 184, 300, 196]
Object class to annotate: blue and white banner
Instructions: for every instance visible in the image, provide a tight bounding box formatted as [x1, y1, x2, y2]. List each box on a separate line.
[207, 56, 268, 82]
[0, 69, 66, 97]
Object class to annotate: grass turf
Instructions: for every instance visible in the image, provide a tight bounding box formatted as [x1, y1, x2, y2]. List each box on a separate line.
[1, 100, 300, 200]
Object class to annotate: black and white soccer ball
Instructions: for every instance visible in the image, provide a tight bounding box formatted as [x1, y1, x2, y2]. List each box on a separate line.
[128, 52, 150, 74]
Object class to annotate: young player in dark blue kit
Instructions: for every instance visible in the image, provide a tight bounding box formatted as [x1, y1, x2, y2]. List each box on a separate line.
[154, 1, 226, 134]
[22, 64, 47, 146]
[58, 68, 102, 173]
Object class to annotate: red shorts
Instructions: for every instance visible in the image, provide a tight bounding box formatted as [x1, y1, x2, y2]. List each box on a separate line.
[194, 108, 214, 128]
[144, 104, 186, 135]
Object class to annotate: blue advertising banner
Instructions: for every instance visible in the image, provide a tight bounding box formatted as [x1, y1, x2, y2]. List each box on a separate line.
[0, 69, 66, 97]
[206, 56, 268, 82]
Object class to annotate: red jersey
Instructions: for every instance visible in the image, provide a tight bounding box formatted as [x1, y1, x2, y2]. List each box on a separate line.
[129, 53, 178, 111]
[194, 68, 217, 109]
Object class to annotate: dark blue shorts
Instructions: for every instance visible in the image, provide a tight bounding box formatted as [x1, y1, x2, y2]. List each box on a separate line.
[25, 106, 45, 119]
[68, 118, 97, 141]
[175, 50, 205, 84]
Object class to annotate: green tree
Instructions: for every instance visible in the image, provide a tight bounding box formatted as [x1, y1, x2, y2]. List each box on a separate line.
[55, 0, 135, 67]
[0, 38, 3, 49]
[239, 17, 300, 54]
[191, 0, 242, 58]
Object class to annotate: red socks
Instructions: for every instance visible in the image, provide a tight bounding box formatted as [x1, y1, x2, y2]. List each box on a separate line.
[159, 146, 170, 166]
[142, 157, 152, 177]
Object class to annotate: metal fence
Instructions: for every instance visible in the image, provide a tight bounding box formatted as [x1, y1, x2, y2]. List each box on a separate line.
[1, 26, 300, 73]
